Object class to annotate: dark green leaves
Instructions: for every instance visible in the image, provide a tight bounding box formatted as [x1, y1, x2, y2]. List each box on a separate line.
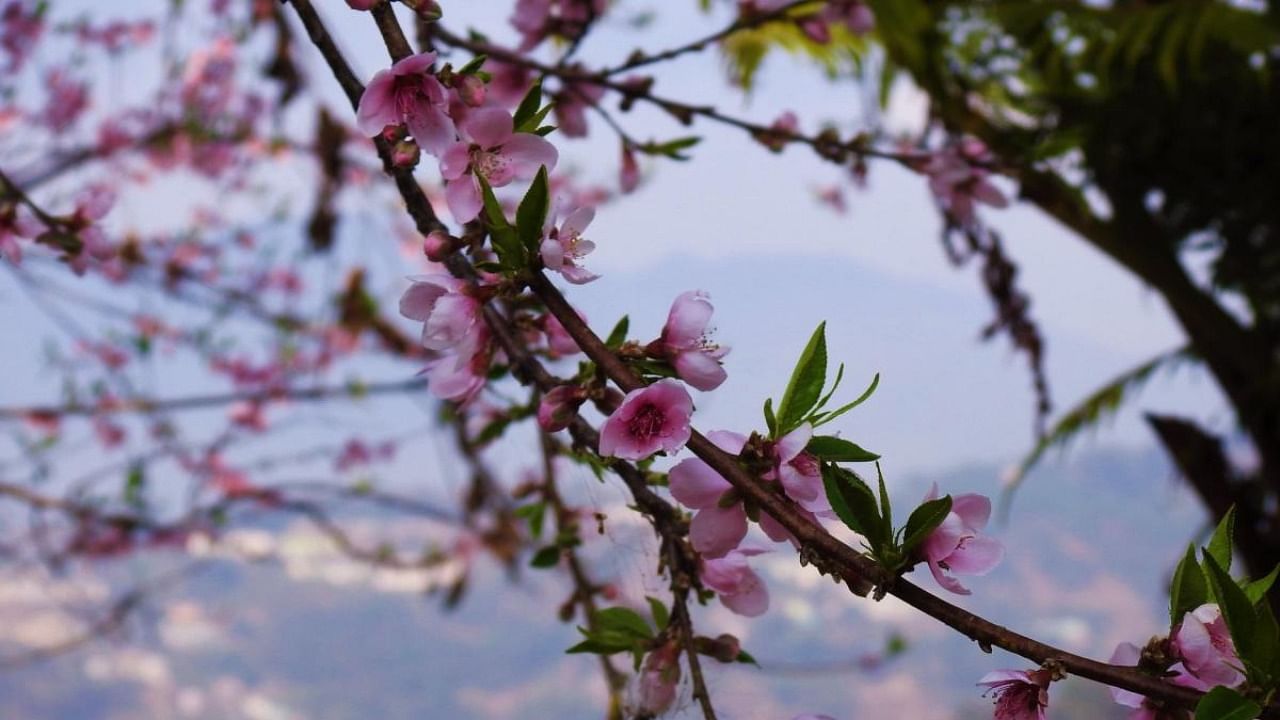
[775, 322, 827, 434]
[807, 435, 879, 462]
[565, 607, 654, 657]
[635, 136, 701, 161]
[1194, 686, 1261, 720]
[821, 464, 889, 553]
[530, 545, 560, 568]
[1170, 543, 1209, 623]
[512, 80, 543, 132]
[478, 177, 522, 271]
[605, 315, 630, 349]
[516, 166, 550, 253]
[901, 495, 952, 556]
[1207, 506, 1235, 573]
[765, 322, 879, 439]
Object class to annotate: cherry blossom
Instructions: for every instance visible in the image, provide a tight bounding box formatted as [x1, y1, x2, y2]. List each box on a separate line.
[537, 385, 587, 432]
[652, 290, 729, 392]
[598, 379, 692, 460]
[356, 51, 456, 156]
[540, 206, 598, 284]
[700, 548, 770, 617]
[1170, 603, 1244, 689]
[439, 106, 558, 223]
[919, 484, 1003, 595]
[399, 274, 484, 357]
[978, 669, 1052, 720]
[636, 643, 680, 716]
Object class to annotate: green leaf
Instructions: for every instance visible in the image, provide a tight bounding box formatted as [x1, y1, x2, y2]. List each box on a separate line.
[605, 315, 630, 349]
[901, 495, 952, 555]
[478, 177, 523, 271]
[1207, 507, 1236, 574]
[811, 372, 879, 429]
[806, 435, 879, 462]
[516, 103, 555, 134]
[593, 607, 654, 640]
[776, 322, 827, 434]
[1202, 552, 1258, 666]
[565, 638, 626, 655]
[1194, 686, 1261, 720]
[1244, 564, 1280, 606]
[763, 397, 777, 436]
[821, 464, 885, 550]
[514, 502, 546, 540]
[516, 166, 550, 253]
[457, 54, 487, 75]
[512, 79, 543, 131]
[735, 649, 759, 666]
[636, 136, 702, 161]
[876, 463, 892, 532]
[123, 463, 146, 510]
[1170, 543, 1209, 624]
[646, 596, 669, 631]
[530, 546, 561, 568]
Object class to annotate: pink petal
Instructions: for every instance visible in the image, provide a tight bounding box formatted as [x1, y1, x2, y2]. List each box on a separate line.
[673, 350, 727, 392]
[539, 238, 565, 270]
[465, 106, 515, 148]
[922, 513, 966, 562]
[707, 430, 748, 455]
[774, 423, 813, 464]
[690, 505, 748, 558]
[422, 294, 478, 350]
[445, 178, 483, 223]
[559, 265, 600, 284]
[952, 493, 992, 530]
[978, 669, 1032, 688]
[405, 99, 456, 157]
[663, 290, 712, 349]
[669, 458, 732, 509]
[391, 51, 437, 76]
[561, 206, 594, 237]
[399, 279, 446, 320]
[945, 535, 1004, 575]
[928, 558, 970, 595]
[598, 412, 629, 457]
[720, 566, 769, 617]
[779, 463, 823, 505]
[355, 71, 399, 135]
[758, 511, 795, 544]
[1108, 643, 1147, 709]
[440, 142, 472, 180]
[501, 133, 558, 178]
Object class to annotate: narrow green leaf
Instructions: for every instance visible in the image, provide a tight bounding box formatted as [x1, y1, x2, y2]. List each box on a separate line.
[735, 650, 759, 666]
[902, 495, 952, 555]
[763, 397, 777, 437]
[516, 165, 550, 252]
[1207, 507, 1236, 574]
[776, 322, 827, 433]
[478, 178, 523, 270]
[513, 79, 542, 130]
[876, 463, 892, 533]
[813, 362, 845, 412]
[806, 435, 879, 462]
[565, 639, 623, 655]
[516, 103, 555, 134]
[514, 502, 547, 540]
[1202, 552, 1258, 665]
[646, 596, 669, 631]
[1244, 564, 1280, 606]
[457, 54, 487, 75]
[605, 315, 630, 349]
[812, 372, 879, 429]
[1170, 543, 1209, 624]
[1194, 686, 1261, 720]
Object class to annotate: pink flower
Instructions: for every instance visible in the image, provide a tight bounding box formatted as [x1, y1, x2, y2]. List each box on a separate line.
[919, 484, 1003, 595]
[637, 643, 680, 715]
[920, 139, 1008, 227]
[540, 206, 598, 284]
[43, 69, 89, 133]
[423, 348, 488, 404]
[345, 0, 379, 8]
[552, 75, 604, 138]
[701, 548, 770, 617]
[1171, 604, 1244, 689]
[228, 401, 267, 431]
[619, 144, 640, 193]
[541, 311, 582, 357]
[598, 379, 692, 460]
[398, 274, 483, 356]
[978, 669, 1051, 720]
[669, 428, 814, 557]
[439, 106, 558, 223]
[758, 110, 798, 152]
[537, 385, 587, 432]
[356, 52, 456, 156]
[655, 291, 729, 392]
[1108, 642, 1203, 719]
[767, 423, 829, 513]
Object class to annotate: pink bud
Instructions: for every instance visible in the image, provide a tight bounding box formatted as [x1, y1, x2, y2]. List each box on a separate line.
[423, 229, 453, 261]
[619, 145, 639, 193]
[391, 138, 420, 169]
[380, 124, 407, 143]
[457, 74, 486, 107]
[345, 0, 379, 9]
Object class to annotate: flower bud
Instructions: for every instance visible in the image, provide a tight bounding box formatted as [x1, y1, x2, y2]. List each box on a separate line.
[423, 229, 453, 261]
[379, 124, 407, 144]
[457, 74, 486, 107]
[619, 145, 639, 193]
[345, 0, 380, 9]
[391, 138, 420, 169]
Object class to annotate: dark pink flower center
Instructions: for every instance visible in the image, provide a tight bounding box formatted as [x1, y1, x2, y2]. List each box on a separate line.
[627, 402, 667, 440]
[469, 146, 508, 180]
[392, 75, 432, 117]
